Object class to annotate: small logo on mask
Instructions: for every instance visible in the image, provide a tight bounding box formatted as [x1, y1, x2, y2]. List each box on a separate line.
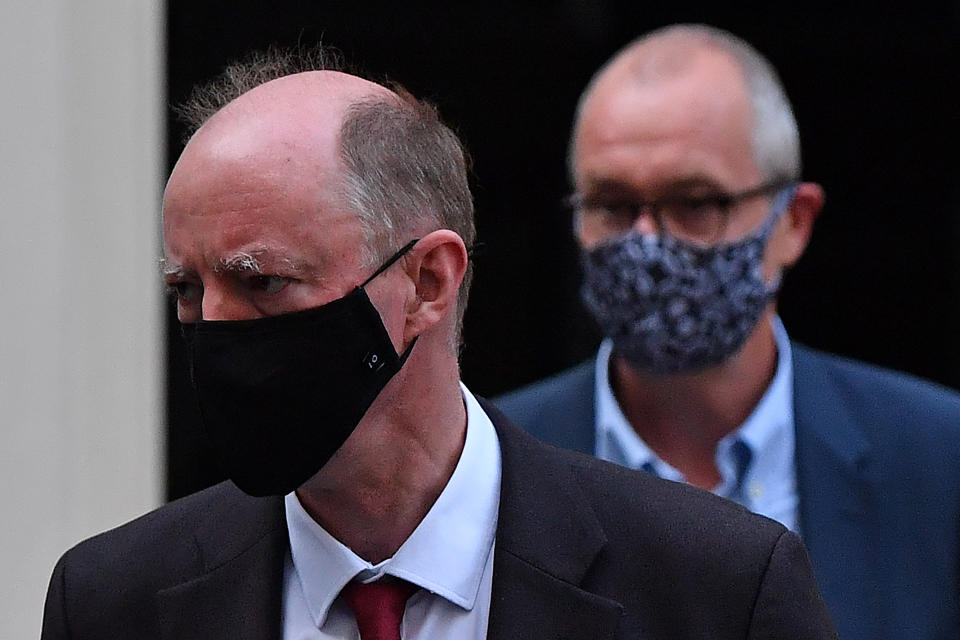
[363, 351, 387, 372]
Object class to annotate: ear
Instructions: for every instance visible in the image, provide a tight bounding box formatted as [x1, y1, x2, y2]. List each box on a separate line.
[772, 181, 825, 268]
[401, 229, 468, 343]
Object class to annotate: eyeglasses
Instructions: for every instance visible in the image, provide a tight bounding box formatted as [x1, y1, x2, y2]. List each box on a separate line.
[566, 179, 794, 244]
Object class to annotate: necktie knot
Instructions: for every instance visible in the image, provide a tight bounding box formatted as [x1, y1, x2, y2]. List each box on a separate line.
[341, 577, 419, 640]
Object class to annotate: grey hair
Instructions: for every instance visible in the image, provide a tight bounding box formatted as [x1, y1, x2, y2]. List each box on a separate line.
[571, 24, 801, 183]
[339, 89, 476, 342]
[174, 46, 477, 348]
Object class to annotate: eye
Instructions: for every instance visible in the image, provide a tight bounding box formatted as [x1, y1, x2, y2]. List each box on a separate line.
[248, 275, 291, 295]
[663, 194, 727, 223]
[675, 195, 722, 213]
[166, 281, 202, 304]
[583, 199, 640, 230]
[661, 195, 729, 242]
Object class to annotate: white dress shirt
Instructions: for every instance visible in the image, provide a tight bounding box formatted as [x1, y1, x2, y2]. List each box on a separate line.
[282, 383, 502, 639]
[595, 316, 800, 532]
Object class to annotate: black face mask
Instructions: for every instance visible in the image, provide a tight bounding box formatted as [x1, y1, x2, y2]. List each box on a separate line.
[181, 240, 419, 497]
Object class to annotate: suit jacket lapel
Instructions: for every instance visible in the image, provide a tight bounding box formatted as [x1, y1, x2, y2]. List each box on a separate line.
[158, 490, 287, 640]
[482, 399, 622, 640]
[792, 344, 881, 637]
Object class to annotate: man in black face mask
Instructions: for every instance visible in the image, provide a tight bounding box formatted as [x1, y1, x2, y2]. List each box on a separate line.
[496, 24, 960, 640]
[41, 47, 837, 639]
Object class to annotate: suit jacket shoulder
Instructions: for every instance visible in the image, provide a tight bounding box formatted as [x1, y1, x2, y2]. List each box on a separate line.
[793, 342, 960, 446]
[792, 341, 960, 518]
[791, 343, 960, 639]
[42, 482, 286, 640]
[493, 358, 596, 453]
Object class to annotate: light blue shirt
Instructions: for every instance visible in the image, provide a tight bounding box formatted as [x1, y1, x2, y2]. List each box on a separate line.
[595, 316, 799, 532]
[281, 383, 501, 639]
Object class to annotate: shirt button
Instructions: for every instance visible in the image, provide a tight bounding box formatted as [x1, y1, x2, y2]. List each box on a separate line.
[748, 482, 765, 499]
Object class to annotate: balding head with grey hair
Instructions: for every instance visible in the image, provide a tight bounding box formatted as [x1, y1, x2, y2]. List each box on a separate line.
[571, 24, 801, 184]
[174, 46, 476, 346]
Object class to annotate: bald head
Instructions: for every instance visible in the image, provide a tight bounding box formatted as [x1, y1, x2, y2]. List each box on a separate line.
[572, 24, 800, 184]
[168, 70, 396, 230]
[164, 47, 476, 346]
[190, 69, 395, 159]
[589, 27, 736, 89]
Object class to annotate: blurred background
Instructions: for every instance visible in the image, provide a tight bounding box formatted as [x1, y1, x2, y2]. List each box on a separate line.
[3, 2, 957, 636]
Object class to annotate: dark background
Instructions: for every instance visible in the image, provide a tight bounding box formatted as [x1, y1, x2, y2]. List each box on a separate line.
[165, 1, 960, 500]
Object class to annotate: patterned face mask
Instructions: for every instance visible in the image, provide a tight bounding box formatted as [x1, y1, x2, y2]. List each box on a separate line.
[580, 186, 796, 374]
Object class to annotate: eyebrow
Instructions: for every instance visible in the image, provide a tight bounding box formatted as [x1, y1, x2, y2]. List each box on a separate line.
[157, 249, 308, 279]
[159, 257, 185, 278]
[218, 252, 264, 274]
[216, 248, 307, 275]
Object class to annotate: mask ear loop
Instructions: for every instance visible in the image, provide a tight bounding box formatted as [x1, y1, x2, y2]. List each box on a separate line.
[756, 184, 799, 240]
[359, 235, 476, 365]
[757, 184, 799, 296]
[361, 238, 421, 288]
[359, 238, 422, 364]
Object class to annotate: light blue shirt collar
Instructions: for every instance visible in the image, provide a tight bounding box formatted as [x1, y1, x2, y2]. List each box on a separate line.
[284, 383, 502, 629]
[594, 316, 799, 532]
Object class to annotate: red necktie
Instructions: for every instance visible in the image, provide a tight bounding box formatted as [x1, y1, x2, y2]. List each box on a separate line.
[341, 578, 419, 640]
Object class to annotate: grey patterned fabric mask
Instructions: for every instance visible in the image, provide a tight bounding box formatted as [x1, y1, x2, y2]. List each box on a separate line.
[580, 186, 796, 374]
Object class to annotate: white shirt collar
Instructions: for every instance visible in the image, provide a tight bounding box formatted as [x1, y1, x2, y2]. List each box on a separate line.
[284, 382, 501, 629]
[714, 317, 795, 498]
[594, 316, 798, 530]
[594, 337, 678, 477]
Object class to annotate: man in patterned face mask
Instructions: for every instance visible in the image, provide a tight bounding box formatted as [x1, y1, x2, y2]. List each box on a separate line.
[496, 24, 960, 640]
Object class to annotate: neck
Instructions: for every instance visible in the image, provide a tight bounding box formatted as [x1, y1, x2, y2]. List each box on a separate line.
[295, 350, 466, 563]
[611, 311, 779, 489]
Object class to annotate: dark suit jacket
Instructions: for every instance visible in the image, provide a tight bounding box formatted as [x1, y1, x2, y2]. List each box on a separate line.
[495, 344, 960, 640]
[41, 400, 835, 639]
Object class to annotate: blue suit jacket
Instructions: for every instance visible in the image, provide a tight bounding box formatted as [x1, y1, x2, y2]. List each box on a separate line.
[495, 343, 960, 640]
